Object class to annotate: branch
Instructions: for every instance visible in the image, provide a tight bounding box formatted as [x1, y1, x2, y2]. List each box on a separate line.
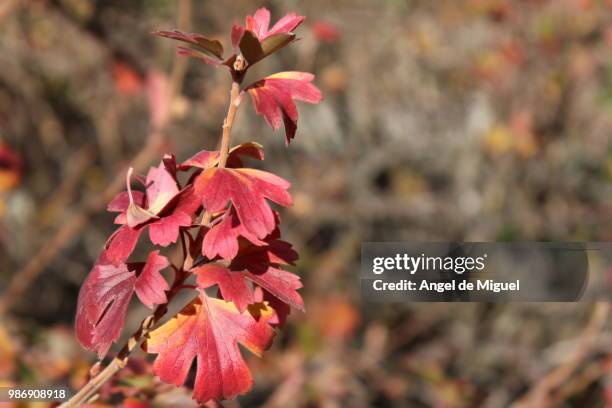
[61, 4, 251, 404]
[511, 302, 610, 408]
[218, 80, 242, 168]
[58, 266, 190, 407]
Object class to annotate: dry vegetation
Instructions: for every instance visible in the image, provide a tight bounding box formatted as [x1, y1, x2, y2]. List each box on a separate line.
[0, 0, 611, 407]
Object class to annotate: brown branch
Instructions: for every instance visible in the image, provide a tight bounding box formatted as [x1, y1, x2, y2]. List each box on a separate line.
[218, 80, 242, 168]
[59, 256, 191, 407]
[511, 302, 610, 408]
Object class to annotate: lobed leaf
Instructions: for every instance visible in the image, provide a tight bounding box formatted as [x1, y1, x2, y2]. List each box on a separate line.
[134, 251, 170, 308]
[76, 251, 170, 358]
[144, 293, 276, 403]
[106, 163, 201, 259]
[196, 238, 303, 313]
[202, 209, 265, 261]
[246, 72, 322, 144]
[244, 8, 304, 40]
[194, 167, 292, 239]
[154, 30, 224, 59]
[179, 142, 264, 171]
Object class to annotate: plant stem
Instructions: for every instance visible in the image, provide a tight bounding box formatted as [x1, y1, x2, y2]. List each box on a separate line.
[218, 80, 242, 168]
[58, 269, 189, 407]
[62, 26, 245, 408]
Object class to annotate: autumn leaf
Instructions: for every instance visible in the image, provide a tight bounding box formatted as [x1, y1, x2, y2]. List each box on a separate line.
[153, 30, 225, 66]
[245, 72, 322, 144]
[245, 8, 304, 40]
[202, 208, 266, 261]
[203, 210, 283, 262]
[134, 251, 170, 308]
[179, 142, 264, 171]
[103, 225, 143, 264]
[144, 293, 276, 403]
[237, 8, 304, 66]
[105, 163, 200, 262]
[195, 238, 303, 313]
[195, 264, 255, 313]
[194, 167, 292, 239]
[76, 251, 170, 358]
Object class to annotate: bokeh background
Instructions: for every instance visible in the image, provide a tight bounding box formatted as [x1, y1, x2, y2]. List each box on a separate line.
[1, 0, 612, 407]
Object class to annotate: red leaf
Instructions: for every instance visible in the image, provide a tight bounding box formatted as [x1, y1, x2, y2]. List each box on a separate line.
[196, 264, 255, 312]
[148, 186, 200, 246]
[144, 293, 276, 403]
[196, 238, 303, 312]
[234, 239, 303, 311]
[76, 260, 136, 358]
[231, 24, 245, 51]
[195, 168, 291, 239]
[242, 266, 303, 311]
[179, 142, 264, 171]
[107, 191, 145, 214]
[202, 209, 265, 261]
[245, 72, 322, 144]
[76, 251, 170, 357]
[134, 251, 170, 308]
[105, 225, 143, 263]
[245, 8, 304, 40]
[145, 162, 180, 214]
[106, 164, 200, 259]
[232, 237, 299, 269]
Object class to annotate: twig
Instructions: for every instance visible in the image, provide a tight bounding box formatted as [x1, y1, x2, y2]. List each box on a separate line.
[60, 3, 252, 404]
[512, 302, 610, 408]
[59, 258, 191, 407]
[218, 80, 242, 168]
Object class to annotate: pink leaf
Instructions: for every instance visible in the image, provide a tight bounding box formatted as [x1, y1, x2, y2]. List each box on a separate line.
[195, 264, 255, 312]
[148, 186, 200, 246]
[105, 225, 143, 263]
[195, 238, 303, 312]
[76, 260, 136, 358]
[76, 251, 171, 357]
[145, 162, 180, 214]
[202, 209, 266, 261]
[195, 168, 292, 239]
[246, 72, 322, 144]
[179, 142, 264, 171]
[144, 293, 276, 403]
[245, 8, 304, 40]
[135, 251, 170, 308]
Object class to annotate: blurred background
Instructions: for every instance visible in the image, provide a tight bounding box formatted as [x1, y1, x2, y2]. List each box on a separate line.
[0, 0, 612, 407]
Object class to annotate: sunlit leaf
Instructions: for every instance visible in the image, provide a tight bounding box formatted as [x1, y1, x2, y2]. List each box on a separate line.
[245, 72, 322, 144]
[144, 293, 276, 403]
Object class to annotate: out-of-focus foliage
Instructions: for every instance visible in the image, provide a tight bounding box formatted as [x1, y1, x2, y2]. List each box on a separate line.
[0, 0, 611, 406]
